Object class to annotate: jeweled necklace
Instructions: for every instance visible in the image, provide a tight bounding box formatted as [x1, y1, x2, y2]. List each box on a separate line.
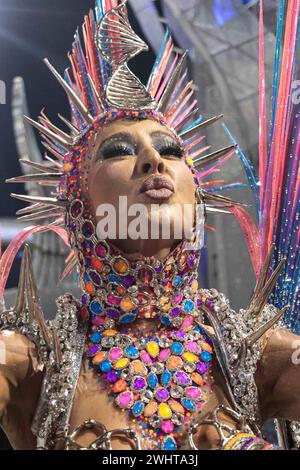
[75, 234, 213, 450]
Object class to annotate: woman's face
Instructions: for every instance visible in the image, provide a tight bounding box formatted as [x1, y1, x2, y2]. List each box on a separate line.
[86, 119, 196, 254]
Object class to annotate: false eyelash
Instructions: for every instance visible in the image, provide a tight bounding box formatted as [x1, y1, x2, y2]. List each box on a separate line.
[102, 143, 136, 160]
[158, 144, 184, 159]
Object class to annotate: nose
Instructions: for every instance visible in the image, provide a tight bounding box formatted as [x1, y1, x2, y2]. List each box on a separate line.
[135, 146, 166, 176]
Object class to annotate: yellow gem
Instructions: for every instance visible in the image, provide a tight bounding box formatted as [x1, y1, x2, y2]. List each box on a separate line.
[183, 352, 198, 363]
[120, 297, 136, 312]
[146, 341, 159, 358]
[158, 403, 172, 419]
[113, 358, 129, 370]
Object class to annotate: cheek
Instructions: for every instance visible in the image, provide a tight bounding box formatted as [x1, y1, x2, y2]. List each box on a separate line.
[174, 163, 196, 204]
[88, 160, 134, 211]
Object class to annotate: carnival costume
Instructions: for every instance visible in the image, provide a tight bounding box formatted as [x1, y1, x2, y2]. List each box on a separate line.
[0, 0, 299, 450]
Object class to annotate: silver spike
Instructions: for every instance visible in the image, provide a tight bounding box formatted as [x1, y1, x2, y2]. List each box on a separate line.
[6, 173, 62, 185]
[193, 144, 237, 167]
[24, 245, 52, 349]
[24, 116, 72, 151]
[44, 59, 94, 124]
[173, 108, 199, 133]
[44, 154, 63, 168]
[14, 245, 28, 316]
[252, 245, 275, 302]
[41, 141, 65, 161]
[16, 202, 45, 216]
[59, 254, 77, 283]
[158, 52, 188, 113]
[11, 193, 67, 207]
[16, 208, 64, 222]
[179, 114, 223, 139]
[205, 206, 232, 215]
[249, 260, 285, 316]
[19, 158, 58, 173]
[58, 114, 80, 134]
[202, 190, 245, 208]
[39, 116, 74, 144]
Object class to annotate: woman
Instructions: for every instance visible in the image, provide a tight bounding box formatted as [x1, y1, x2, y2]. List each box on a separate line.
[0, 0, 299, 450]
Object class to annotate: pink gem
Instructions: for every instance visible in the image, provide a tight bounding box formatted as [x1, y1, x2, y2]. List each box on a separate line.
[159, 348, 170, 362]
[161, 420, 175, 434]
[140, 350, 152, 365]
[109, 347, 123, 361]
[181, 316, 194, 330]
[91, 316, 105, 326]
[185, 387, 202, 400]
[107, 294, 121, 306]
[173, 293, 183, 304]
[118, 391, 134, 408]
[185, 341, 200, 353]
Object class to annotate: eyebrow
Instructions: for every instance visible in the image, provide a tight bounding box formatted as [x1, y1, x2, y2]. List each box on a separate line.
[99, 132, 135, 149]
[150, 131, 178, 141]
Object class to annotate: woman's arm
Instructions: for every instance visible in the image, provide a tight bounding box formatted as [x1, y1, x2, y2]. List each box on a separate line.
[256, 328, 300, 422]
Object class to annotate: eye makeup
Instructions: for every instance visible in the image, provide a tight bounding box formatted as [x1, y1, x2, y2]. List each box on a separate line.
[152, 134, 184, 159]
[97, 133, 137, 161]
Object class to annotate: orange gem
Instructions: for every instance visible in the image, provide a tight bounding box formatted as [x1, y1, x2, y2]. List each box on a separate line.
[191, 372, 205, 386]
[167, 355, 183, 370]
[103, 329, 117, 336]
[113, 379, 127, 393]
[120, 297, 135, 312]
[169, 399, 185, 415]
[91, 257, 103, 271]
[130, 360, 147, 375]
[199, 341, 213, 353]
[85, 282, 95, 295]
[92, 351, 107, 365]
[144, 401, 158, 417]
[113, 258, 129, 274]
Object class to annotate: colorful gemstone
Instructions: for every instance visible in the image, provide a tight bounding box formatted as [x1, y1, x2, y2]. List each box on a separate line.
[120, 297, 136, 312]
[161, 370, 171, 387]
[112, 257, 129, 275]
[129, 360, 147, 376]
[124, 345, 139, 359]
[171, 342, 184, 355]
[107, 294, 121, 306]
[159, 348, 170, 362]
[183, 352, 198, 363]
[144, 401, 158, 417]
[81, 220, 95, 239]
[109, 347, 123, 361]
[117, 391, 134, 409]
[106, 370, 118, 383]
[95, 242, 108, 259]
[90, 300, 103, 315]
[161, 420, 175, 434]
[162, 436, 177, 450]
[169, 399, 185, 415]
[132, 376, 147, 391]
[119, 313, 136, 324]
[158, 403, 172, 419]
[201, 351, 212, 362]
[70, 199, 83, 219]
[106, 308, 120, 319]
[155, 388, 169, 402]
[140, 350, 152, 365]
[167, 356, 183, 371]
[191, 372, 205, 386]
[133, 401, 144, 417]
[185, 386, 202, 400]
[90, 332, 102, 343]
[113, 379, 127, 393]
[148, 372, 158, 389]
[196, 362, 208, 375]
[103, 329, 117, 336]
[146, 341, 159, 358]
[92, 351, 107, 365]
[99, 360, 112, 372]
[113, 358, 129, 370]
[185, 341, 201, 353]
[181, 398, 196, 411]
[174, 370, 192, 386]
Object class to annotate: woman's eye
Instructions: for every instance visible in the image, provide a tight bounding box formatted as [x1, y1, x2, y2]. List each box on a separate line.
[159, 145, 184, 159]
[102, 143, 135, 160]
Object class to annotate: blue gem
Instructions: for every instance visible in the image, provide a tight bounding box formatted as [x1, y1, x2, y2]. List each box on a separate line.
[171, 342, 184, 355]
[90, 301, 103, 315]
[181, 398, 196, 411]
[161, 370, 171, 387]
[99, 360, 112, 372]
[148, 372, 158, 389]
[162, 436, 177, 451]
[133, 401, 144, 417]
[107, 274, 121, 283]
[183, 299, 195, 312]
[119, 313, 136, 324]
[201, 351, 212, 362]
[90, 332, 102, 343]
[124, 345, 139, 359]
[172, 276, 182, 287]
[161, 315, 171, 325]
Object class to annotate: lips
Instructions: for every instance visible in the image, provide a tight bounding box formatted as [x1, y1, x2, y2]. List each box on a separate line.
[140, 176, 174, 201]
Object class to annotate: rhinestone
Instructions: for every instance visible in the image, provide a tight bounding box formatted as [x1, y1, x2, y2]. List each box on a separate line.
[170, 386, 184, 399]
[140, 390, 153, 403]
[101, 336, 115, 348]
[135, 338, 147, 350]
[150, 363, 164, 375]
[183, 362, 197, 373]
[149, 416, 161, 428]
[120, 368, 130, 380]
[158, 338, 171, 348]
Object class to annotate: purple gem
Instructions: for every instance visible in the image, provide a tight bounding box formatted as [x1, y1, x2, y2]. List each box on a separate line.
[89, 271, 102, 286]
[95, 243, 107, 258]
[70, 200, 83, 219]
[174, 371, 191, 385]
[173, 331, 186, 340]
[197, 298, 202, 308]
[205, 299, 214, 310]
[88, 345, 99, 355]
[82, 220, 94, 238]
[71, 222, 77, 233]
[107, 370, 118, 383]
[122, 275, 135, 287]
[106, 308, 120, 319]
[171, 307, 181, 317]
[81, 294, 89, 305]
[155, 388, 169, 402]
[196, 362, 208, 375]
[133, 377, 146, 390]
